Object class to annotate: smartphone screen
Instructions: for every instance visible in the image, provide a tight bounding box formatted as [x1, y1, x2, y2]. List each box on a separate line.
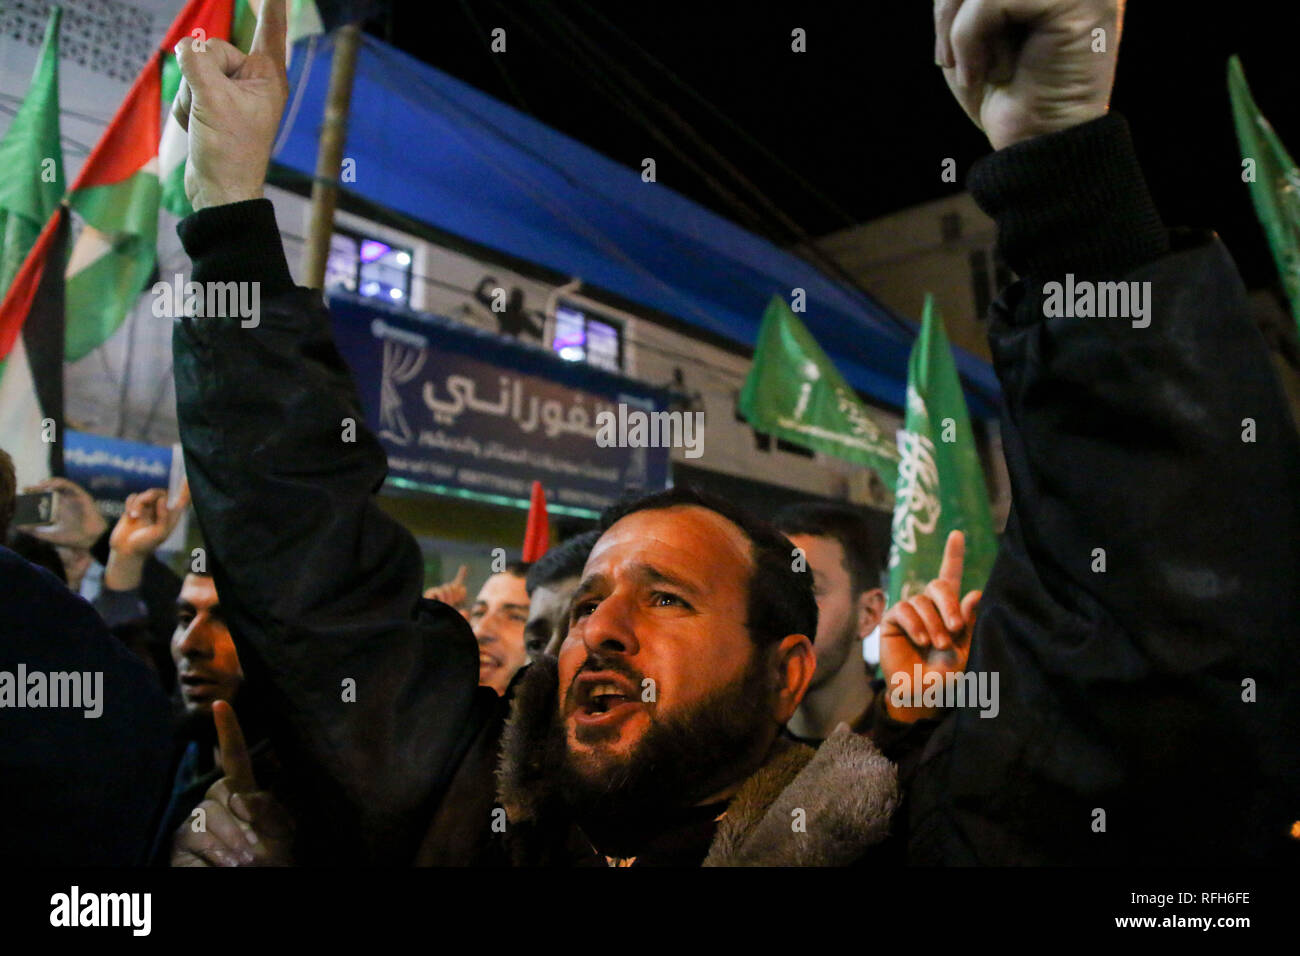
[12, 490, 59, 527]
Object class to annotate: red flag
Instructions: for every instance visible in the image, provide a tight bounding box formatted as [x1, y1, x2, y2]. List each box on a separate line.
[522, 481, 550, 562]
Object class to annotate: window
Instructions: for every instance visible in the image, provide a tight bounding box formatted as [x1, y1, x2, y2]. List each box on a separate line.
[551, 303, 623, 372]
[326, 229, 413, 304]
[325, 234, 359, 293]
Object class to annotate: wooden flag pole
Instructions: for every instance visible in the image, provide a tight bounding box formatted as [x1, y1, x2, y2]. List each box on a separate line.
[301, 22, 361, 289]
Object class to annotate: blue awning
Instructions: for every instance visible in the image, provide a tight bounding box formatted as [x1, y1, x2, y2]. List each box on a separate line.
[273, 33, 1001, 418]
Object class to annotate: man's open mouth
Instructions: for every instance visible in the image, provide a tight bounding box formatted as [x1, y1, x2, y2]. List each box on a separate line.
[572, 672, 642, 725]
[584, 681, 632, 713]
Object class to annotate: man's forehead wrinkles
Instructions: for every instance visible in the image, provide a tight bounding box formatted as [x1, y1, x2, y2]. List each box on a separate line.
[575, 508, 757, 608]
[607, 503, 749, 541]
[576, 560, 712, 602]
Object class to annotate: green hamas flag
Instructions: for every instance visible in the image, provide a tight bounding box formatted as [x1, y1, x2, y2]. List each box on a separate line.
[0, 5, 64, 486]
[0, 6, 63, 301]
[887, 294, 996, 605]
[1229, 55, 1300, 335]
[738, 295, 900, 487]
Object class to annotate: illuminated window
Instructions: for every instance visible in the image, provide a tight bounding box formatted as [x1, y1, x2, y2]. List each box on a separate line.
[552, 303, 622, 372]
[326, 229, 413, 304]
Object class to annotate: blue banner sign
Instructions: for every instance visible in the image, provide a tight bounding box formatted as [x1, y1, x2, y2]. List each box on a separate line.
[327, 295, 671, 515]
[64, 430, 174, 518]
[64, 430, 172, 498]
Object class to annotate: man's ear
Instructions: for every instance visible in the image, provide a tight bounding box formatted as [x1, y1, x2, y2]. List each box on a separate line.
[770, 634, 816, 724]
[857, 588, 886, 637]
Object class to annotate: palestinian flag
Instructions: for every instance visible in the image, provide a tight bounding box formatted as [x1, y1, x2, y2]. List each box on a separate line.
[0, 0, 240, 443]
[68, 0, 323, 357]
[0, 0, 324, 486]
[63, 0, 240, 363]
[0, 7, 64, 486]
[1, 0, 328, 485]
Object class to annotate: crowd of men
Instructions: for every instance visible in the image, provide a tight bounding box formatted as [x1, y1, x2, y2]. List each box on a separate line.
[0, 451, 936, 865]
[1, 0, 1297, 867]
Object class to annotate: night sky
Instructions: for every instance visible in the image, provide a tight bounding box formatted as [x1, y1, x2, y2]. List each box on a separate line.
[369, 1, 1300, 291]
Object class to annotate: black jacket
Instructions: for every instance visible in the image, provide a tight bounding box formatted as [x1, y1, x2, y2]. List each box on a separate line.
[907, 115, 1300, 865]
[172, 112, 1299, 865]
[0, 546, 174, 865]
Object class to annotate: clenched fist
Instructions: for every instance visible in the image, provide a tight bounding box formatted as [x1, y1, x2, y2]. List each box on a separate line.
[934, 0, 1124, 151]
[173, 0, 290, 211]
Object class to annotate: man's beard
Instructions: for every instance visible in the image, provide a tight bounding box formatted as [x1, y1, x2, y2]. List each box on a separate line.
[810, 613, 858, 690]
[542, 648, 777, 832]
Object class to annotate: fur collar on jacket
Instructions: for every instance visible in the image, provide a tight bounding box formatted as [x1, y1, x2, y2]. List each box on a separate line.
[496, 656, 899, 866]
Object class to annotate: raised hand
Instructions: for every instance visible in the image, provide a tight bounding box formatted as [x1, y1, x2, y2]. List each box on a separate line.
[934, 0, 1123, 151]
[880, 530, 982, 722]
[424, 564, 470, 611]
[171, 701, 294, 867]
[103, 483, 189, 592]
[173, 0, 289, 210]
[109, 485, 189, 558]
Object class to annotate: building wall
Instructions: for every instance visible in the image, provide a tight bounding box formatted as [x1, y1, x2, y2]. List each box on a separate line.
[268, 185, 900, 513]
[807, 192, 1013, 526]
[808, 192, 1003, 363]
[5, 1, 905, 544]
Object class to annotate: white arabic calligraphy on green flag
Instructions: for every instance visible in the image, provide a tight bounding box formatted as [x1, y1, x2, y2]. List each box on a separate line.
[737, 296, 900, 487]
[887, 294, 996, 605]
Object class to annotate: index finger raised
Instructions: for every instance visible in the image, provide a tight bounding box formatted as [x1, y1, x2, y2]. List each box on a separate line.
[250, 0, 288, 71]
[938, 529, 966, 587]
[213, 699, 258, 793]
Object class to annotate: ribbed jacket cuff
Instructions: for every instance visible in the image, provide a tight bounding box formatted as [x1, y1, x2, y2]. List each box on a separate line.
[177, 198, 296, 299]
[968, 113, 1170, 279]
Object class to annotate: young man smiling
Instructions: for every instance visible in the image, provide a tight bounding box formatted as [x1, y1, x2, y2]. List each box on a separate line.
[467, 562, 531, 696]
